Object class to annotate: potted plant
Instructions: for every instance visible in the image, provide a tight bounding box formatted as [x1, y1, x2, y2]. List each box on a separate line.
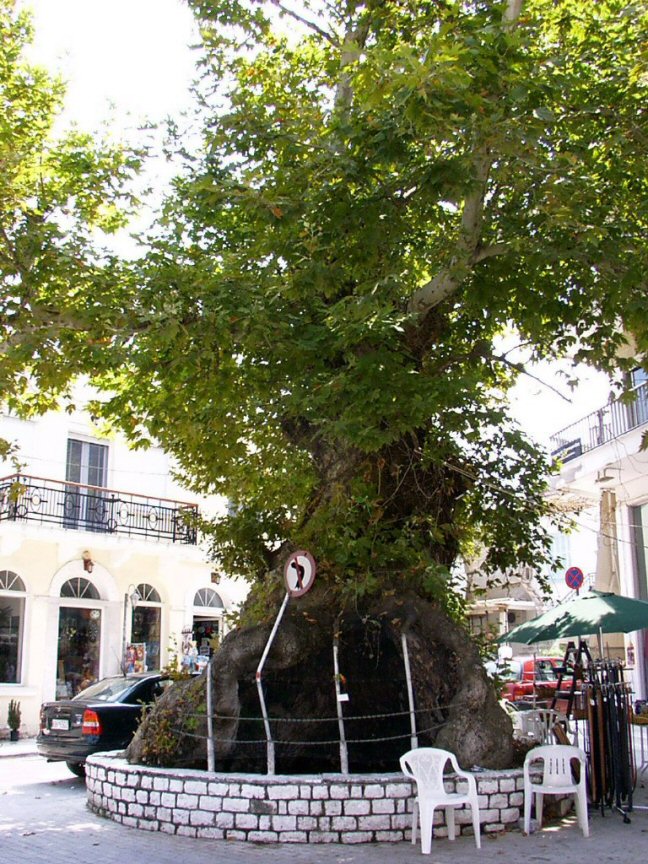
[7, 699, 21, 741]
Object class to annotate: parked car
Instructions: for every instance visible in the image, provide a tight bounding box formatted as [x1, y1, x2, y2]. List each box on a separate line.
[485, 655, 571, 704]
[37, 671, 172, 777]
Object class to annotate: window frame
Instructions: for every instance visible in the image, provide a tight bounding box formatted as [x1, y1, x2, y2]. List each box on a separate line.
[0, 570, 27, 686]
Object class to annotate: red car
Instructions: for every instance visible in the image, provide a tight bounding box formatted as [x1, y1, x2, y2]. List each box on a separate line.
[485, 656, 570, 703]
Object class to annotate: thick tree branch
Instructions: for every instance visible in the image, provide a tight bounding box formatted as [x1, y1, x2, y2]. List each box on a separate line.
[407, 0, 525, 317]
[334, 18, 371, 110]
[473, 242, 509, 262]
[503, 0, 524, 25]
[408, 144, 492, 314]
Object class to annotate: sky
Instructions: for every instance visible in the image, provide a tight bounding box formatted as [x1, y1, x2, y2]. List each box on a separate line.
[21, 0, 198, 132]
[17, 0, 611, 449]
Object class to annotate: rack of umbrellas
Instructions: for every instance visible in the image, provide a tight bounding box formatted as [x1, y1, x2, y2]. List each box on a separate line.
[579, 659, 634, 817]
[500, 589, 648, 821]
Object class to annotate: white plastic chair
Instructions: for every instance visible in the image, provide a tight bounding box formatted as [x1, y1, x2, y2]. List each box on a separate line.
[400, 747, 481, 853]
[523, 744, 589, 837]
[521, 708, 567, 744]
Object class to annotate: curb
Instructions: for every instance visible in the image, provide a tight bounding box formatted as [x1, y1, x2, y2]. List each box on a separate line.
[0, 739, 38, 759]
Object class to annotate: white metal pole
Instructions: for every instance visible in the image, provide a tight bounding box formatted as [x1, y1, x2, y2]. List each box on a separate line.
[256, 591, 291, 775]
[333, 635, 349, 774]
[206, 654, 215, 772]
[401, 633, 418, 749]
[121, 593, 129, 674]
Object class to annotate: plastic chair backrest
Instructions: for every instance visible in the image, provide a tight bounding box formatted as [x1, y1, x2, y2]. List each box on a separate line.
[400, 748, 458, 793]
[525, 744, 582, 788]
[523, 708, 561, 743]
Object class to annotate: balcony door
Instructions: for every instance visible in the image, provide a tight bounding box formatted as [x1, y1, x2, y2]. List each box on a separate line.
[630, 368, 648, 428]
[64, 439, 110, 531]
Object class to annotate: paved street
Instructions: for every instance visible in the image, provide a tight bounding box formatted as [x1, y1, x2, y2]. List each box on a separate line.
[2, 745, 648, 863]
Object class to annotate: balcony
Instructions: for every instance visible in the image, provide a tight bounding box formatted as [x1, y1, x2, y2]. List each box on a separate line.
[550, 381, 648, 463]
[0, 474, 198, 544]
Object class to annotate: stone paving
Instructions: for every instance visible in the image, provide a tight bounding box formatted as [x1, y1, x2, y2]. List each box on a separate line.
[2, 740, 648, 864]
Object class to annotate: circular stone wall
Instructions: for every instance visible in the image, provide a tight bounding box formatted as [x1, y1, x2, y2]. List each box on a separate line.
[86, 753, 529, 842]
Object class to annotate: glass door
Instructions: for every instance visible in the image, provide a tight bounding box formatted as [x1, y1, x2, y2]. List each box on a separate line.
[56, 607, 102, 698]
[65, 439, 109, 531]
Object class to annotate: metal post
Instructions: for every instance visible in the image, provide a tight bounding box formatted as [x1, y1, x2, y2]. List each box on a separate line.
[206, 654, 215, 772]
[333, 635, 349, 774]
[401, 633, 418, 749]
[121, 593, 129, 674]
[256, 591, 291, 775]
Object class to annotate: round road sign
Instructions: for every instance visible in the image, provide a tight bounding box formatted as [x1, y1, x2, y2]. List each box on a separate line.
[565, 566, 584, 590]
[284, 550, 316, 597]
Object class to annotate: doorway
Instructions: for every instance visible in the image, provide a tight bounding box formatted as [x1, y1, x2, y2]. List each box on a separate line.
[192, 617, 220, 657]
[56, 607, 102, 698]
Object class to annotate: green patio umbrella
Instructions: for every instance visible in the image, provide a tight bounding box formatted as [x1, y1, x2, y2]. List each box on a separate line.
[498, 590, 648, 645]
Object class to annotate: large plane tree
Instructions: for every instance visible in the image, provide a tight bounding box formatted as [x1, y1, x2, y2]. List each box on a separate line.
[3, 0, 647, 770]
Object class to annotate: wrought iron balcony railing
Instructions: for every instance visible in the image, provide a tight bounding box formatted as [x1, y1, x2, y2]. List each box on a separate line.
[549, 381, 648, 464]
[0, 474, 198, 544]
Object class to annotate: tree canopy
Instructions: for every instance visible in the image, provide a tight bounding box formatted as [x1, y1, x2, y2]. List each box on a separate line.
[2, 0, 647, 612]
[0, 0, 142, 411]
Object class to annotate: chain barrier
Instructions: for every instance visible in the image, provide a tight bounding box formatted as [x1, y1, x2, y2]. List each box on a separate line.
[167, 719, 448, 746]
[178, 696, 473, 726]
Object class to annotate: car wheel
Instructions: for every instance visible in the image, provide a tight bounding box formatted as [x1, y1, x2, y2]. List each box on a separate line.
[65, 761, 86, 778]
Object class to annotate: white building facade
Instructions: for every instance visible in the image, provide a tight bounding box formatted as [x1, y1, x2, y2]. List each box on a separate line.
[0, 406, 248, 736]
[548, 366, 648, 696]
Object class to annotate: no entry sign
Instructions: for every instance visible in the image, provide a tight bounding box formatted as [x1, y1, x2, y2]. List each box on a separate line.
[284, 550, 316, 597]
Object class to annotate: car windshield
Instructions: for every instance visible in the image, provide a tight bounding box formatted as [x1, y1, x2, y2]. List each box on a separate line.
[71, 676, 141, 703]
[493, 661, 522, 681]
[534, 660, 560, 681]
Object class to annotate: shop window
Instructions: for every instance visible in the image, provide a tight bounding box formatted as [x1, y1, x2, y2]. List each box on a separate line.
[130, 583, 162, 671]
[0, 570, 25, 684]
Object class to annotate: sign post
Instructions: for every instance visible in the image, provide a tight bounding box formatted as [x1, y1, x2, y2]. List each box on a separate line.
[256, 551, 317, 774]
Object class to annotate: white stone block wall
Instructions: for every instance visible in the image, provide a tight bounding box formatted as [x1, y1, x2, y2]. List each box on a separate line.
[86, 754, 543, 843]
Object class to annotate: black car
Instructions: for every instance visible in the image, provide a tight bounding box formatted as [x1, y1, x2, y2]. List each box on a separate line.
[37, 672, 171, 777]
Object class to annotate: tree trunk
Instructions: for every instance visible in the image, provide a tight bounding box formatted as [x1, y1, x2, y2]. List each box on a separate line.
[128, 587, 513, 772]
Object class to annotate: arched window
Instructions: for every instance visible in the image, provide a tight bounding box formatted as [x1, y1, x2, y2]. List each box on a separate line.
[0, 570, 26, 684]
[60, 577, 100, 599]
[136, 583, 161, 603]
[193, 588, 224, 609]
[0, 571, 25, 592]
[130, 584, 162, 671]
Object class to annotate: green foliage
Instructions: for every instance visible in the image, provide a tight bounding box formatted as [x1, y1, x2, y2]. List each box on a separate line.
[7, 698, 21, 730]
[1, 0, 647, 614]
[0, 0, 143, 410]
[134, 681, 203, 766]
[160, 640, 194, 681]
[135, 703, 182, 766]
